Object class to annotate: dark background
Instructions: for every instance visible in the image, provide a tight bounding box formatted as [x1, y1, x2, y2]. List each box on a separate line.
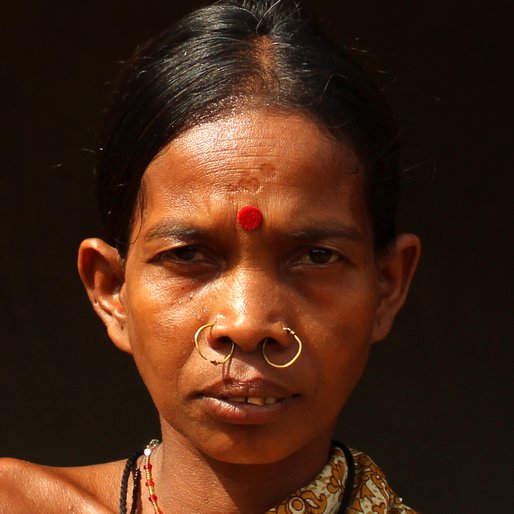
[1, 1, 512, 513]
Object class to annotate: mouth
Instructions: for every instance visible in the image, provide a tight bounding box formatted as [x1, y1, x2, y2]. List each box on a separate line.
[195, 379, 299, 423]
[224, 396, 283, 406]
[198, 378, 295, 403]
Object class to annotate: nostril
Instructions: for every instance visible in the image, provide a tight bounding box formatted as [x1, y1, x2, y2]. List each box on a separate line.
[208, 336, 235, 356]
[261, 337, 284, 360]
[261, 337, 280, 349]
[210, 319, 292, 354]
[215, 336, 233, 348]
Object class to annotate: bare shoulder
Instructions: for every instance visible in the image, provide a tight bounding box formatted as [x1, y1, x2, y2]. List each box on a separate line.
[0, 456, 125, 513]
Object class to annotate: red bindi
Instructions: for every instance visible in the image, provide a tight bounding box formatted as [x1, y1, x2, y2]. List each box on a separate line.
[237, 205, 263, 231]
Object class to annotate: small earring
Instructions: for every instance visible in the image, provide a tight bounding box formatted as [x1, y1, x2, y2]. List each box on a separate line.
[261, 327, 303, 368]
[194, 323, 235, 366]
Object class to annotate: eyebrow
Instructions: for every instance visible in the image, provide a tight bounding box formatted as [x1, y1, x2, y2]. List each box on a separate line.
[285, 225, 363, 242]
[144, 222, 207, 242]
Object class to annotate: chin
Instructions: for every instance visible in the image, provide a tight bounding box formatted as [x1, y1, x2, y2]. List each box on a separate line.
[207, 429, 289, 463]
[198, 424, 334, 467]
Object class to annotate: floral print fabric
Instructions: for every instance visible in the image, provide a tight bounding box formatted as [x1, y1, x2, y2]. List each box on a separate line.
[266, 446, 417, 514]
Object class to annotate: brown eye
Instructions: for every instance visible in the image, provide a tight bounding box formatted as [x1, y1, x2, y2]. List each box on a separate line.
[173, 246, 199, 261]
[158, 245, 205, 263]
[294, 248, 340, 266]
[307, 248, 337, 264]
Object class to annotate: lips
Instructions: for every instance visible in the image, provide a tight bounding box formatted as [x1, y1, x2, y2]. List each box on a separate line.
[195, 379, 299, 424]
[198, 378, 294, 402]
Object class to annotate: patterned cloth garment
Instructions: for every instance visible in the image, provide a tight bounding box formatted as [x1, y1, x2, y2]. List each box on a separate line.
[266, 445, 418, 514]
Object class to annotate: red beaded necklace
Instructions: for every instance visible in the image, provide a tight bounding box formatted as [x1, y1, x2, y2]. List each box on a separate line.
[143, 439, 163, 513]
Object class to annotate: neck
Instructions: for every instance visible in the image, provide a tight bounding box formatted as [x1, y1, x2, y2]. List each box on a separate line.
[148, 425, 334, 514]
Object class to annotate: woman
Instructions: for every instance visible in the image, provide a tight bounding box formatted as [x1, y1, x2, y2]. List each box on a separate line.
[0, 1, 421, 512]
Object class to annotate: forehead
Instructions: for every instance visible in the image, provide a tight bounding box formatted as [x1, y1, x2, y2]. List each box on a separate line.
[138, 109, 369, 234]
[146, 110, 362, 195]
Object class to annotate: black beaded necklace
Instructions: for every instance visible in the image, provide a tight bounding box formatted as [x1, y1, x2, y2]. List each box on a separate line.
[119, 440, 355, 514]
[120, 449, 143, 514]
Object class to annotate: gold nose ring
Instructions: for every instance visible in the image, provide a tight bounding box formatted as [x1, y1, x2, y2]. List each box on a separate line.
[261, 327, 303, 369]
[194, 323, 235, 366]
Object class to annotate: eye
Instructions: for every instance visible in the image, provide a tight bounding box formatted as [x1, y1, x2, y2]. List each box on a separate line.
[157, 245, 206, 263]
[294, 248, 341, 265]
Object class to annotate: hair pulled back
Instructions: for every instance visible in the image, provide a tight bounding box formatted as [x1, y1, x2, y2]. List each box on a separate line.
[96, 0, 400, 255]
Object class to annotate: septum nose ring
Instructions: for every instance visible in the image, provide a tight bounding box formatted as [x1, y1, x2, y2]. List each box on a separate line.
[194, 323, 235, 366]
[261, 327, 303, 369]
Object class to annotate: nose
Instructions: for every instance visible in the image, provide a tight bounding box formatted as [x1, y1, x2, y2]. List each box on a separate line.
[208, 267, 292, 353]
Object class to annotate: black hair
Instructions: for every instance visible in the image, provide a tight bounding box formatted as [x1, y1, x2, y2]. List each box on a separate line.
[96, 0, 400, 255]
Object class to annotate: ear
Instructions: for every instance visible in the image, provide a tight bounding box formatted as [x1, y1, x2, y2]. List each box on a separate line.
[371, 233, 421, 343]
[77, 238, 132, 354]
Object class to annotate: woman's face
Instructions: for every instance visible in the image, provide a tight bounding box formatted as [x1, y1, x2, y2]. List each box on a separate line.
[116, 110, 386, 464]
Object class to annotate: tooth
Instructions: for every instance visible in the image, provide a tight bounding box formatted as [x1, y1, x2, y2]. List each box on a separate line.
[265, 397, 278, 405]
[246, 397, 265, 406]
[227, 397, 246, 403]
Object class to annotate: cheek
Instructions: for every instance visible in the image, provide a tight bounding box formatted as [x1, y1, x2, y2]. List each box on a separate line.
[123, 267, 202, 340]
[309, 335, 371, 431]
[121, 276, 201, 402]
[308, 286, 378, 412]
[323, 333, 371, 391]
